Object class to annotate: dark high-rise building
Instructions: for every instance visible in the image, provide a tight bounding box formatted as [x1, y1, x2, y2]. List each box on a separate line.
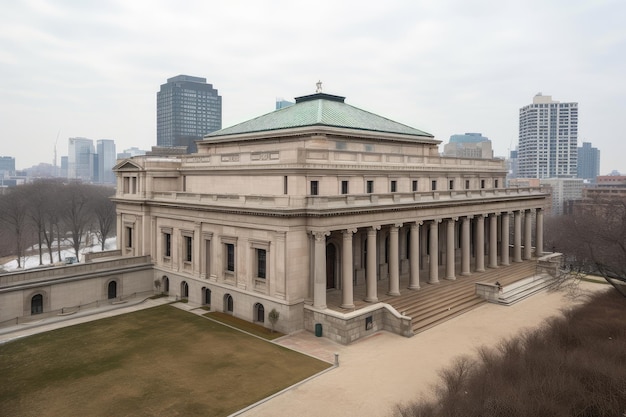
[157, 75, 222, 150]
[518, 93, 578, 179]
[97, 139, 116, 184]
[577, 142, 600, 182]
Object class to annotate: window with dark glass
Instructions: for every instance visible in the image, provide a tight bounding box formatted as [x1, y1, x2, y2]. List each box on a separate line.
[412, 180, 418, 192]
[431, 180, 437, 191]
[184, 236, 192, 262]
[310, 180, 319, 195]
[449, 180, 454, 190]
[367, 180, 374, 193]
[481, 179, 485, 189]
[164, 233, 171, 257]
[257, 249, 266, 279]
[226, 243, 235, 272]
[341, 180, 348, 195]
[126, 227, 133, 248]
[390, 180, 397, 192]
[465, 179, 470, 189]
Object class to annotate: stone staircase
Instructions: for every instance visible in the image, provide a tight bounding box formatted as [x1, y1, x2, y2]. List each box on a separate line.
[496, 274, 553, 306]
[381, 262, 540, 334]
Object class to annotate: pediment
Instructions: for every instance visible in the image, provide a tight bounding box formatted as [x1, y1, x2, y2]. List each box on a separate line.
[113, 159, 144, 171]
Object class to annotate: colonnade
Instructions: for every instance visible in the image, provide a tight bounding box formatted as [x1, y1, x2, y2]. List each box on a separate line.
[311, 208, 544, 310]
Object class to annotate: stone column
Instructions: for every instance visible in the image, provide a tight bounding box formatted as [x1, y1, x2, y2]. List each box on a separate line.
[488, 213, 498, 268]
[429, 220, 440, 284]
[313, 231, 330, 309]
[388, 224, 401, 296]
[500, 212, 510, 266]
[513, 210, 522, 262]
[341, 229, 356, 309]
[476, 215, 485, 272]
[446, 218, 456, 280]
[535, 208, 544, 257]
[365, 226, 380, 302]
[461, 216, 471, 276]
[524, 210, 533, 260]
[409, 222, 421, 290]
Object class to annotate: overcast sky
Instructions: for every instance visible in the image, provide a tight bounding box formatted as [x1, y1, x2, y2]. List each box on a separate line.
[1, 0, 625, 173]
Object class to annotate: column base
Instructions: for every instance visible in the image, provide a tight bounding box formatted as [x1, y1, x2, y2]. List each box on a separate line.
[488, 264, 499, 269]
[386, 291, 401, 296]
[364, 297, 378, 303]
[428, 279, 440, 284]
[408, 285, 421, 290]
[445, 276, 456, 281]
[476, 268, 485, 273]
[341, 303, 355, 309]
[461, 272, 471, 276]
[313, 304, 327, 310]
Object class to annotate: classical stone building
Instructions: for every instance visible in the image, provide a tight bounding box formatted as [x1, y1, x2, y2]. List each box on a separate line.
[113, 91, 546, 343]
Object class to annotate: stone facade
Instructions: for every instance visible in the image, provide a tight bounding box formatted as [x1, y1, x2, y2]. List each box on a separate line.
[112, 92, 547, 343]
[0, 255, 153, 326]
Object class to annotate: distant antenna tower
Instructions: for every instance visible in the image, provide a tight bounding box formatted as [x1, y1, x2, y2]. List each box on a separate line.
[53, 130, 60, 167]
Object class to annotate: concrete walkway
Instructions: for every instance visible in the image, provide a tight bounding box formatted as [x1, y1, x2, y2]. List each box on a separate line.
[0, 282, 608, 417]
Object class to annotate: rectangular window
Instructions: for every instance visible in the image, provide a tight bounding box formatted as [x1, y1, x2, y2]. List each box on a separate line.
[126, 227, 133, 248]
[367, 180, 374, 193]
[226, 243, 235, 272]
[164, 233, 171, 257]
[495, 179, 499, 188]
[341, 180, 348, 195]
[481, 179, 485, 189]
[449, 180, 454, 190]
[123, 177, 130, 193]
[465, 180, 470, 190]
[390, 180, 397, 192]
[431, 180, 437, 191]
[412, 180, 418, 192]
[184, 236, 192, 262]
[283, 176, 288, 194]
[257, 249, 266, 279]
[310, 180, 319, 195]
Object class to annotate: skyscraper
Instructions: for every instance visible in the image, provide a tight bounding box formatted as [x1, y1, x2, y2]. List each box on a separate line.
[96, 139, 116, 184]
[68, 137, 95, 182]
[518, 93, 578, 179]
[577, 142, 600, 182]
[156, 75, 222, 150]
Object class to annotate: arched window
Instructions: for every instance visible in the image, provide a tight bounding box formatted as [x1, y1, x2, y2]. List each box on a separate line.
[224, 294, 233, 313]
[181, 281, 189, 299]
[254, 303, 265, 323]
[163, 276, 170, 293]
[31, 294, 43, 315]
[107, 281, 117, 299]
[203, 288, 211, 306]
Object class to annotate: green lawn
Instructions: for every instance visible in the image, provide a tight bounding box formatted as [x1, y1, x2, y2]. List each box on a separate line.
[0, 305, 330, 417]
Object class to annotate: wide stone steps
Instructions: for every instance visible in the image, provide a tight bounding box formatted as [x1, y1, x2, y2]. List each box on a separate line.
[497, 274, 553, 306]
[382, 261, 540, 334]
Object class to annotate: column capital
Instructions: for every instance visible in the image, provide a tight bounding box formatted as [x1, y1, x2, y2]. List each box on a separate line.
[413, 220, 424, 227]
[342, 228, 357, 236]
[369, 225, 381, 232]
[448, 217, 459, 222]
[311, 231, 330, 241]
[432, 218, 442, 224]
[465, 214, 474, 220]
[393, 222, 403, 229]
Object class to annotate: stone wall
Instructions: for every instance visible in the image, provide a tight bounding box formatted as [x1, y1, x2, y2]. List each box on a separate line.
[304, 303, 412, 344]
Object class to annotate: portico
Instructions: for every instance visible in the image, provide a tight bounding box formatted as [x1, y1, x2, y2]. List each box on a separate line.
[310, 208, 544, 311]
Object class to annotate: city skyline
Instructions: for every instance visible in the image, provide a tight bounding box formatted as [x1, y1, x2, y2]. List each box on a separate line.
[1, 1, 625, 172]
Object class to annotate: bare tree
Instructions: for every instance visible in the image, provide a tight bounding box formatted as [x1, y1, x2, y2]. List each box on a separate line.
[546, 196, 626, 296]
[62, 182, 95, 262]
[90, 186, 116, 251]
[0, 187, 34, 268]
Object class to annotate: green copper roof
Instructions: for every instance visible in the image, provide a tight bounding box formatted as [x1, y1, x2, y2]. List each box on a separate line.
[206, 93, 434, 139]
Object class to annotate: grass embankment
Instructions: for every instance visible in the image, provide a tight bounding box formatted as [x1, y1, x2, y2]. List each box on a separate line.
[0, 305, 330, 417]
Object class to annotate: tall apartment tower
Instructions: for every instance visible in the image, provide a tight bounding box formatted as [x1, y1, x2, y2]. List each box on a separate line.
[156, 75, 222, 150]
[68, 137, 95, 182]
[577, 142, 600, 182]
[96, 139, 116, 184]
[518, 93, 578, 179]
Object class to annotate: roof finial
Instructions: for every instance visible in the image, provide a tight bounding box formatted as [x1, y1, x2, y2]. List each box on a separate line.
[316, 80, 322, 93]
